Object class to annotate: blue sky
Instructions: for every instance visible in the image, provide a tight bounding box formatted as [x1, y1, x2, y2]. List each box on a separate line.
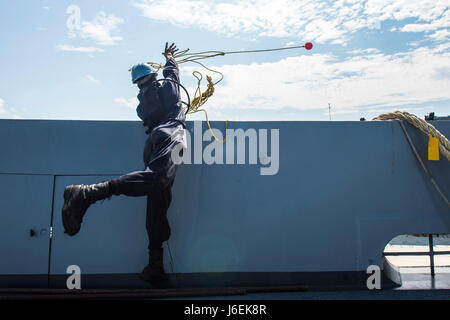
[0, 0, 449, 121]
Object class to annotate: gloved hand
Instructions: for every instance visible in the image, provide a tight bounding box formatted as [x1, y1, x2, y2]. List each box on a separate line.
[162, 42, 178, 59]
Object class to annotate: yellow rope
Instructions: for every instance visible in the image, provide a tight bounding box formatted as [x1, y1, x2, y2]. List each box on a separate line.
[140, 44, 309, 142]
[144, 52, 227, 142]
[196, 108, 229, 143]
[188, 69, 228, 143]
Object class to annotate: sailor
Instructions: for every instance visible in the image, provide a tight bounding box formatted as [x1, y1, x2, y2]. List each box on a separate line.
[62, 42, 186, 283]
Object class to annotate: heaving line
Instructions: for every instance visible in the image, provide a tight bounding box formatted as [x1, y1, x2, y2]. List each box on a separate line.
[143, 42, 314, 142]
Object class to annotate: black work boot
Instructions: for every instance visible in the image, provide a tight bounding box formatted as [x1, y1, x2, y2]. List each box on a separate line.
[62, 182, 112, 236]
[140, 247, 166, 283]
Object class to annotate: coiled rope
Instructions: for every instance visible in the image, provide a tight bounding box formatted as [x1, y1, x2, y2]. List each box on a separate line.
[373, 111, 450, 161]
[373, 110, 449, 207]
[145, 43, 313, 142]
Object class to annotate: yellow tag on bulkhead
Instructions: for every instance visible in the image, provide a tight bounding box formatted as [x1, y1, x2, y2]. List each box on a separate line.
[428, 134, 439, 161]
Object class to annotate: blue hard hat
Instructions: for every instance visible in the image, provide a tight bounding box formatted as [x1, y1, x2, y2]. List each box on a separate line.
[131, 63, 157, 84]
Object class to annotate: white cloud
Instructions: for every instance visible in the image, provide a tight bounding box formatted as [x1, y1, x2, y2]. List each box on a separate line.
[398, 8, 450, 41]
[401, 24, 439, 33]
[73, 11, 125, 46]
[43, 6, 50, 11]
[115, 97, 139, 109]
[57, 45, 104, 53]
[84, 75, 100, 84]
[178, 44, 450, 115]
[135, 0, 449, 44]
[408, 41, 421, 47]
[427, 29, 450, 41]
[347, 48, 381, 55]
[0, 99, 22, 119]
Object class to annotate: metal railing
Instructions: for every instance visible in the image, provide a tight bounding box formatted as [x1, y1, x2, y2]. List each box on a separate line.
[383, 234, 450, 277]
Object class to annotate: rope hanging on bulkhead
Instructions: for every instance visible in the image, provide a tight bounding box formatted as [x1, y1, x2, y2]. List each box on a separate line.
[373, 111, 450, 161]
[373, 110, 449, 207]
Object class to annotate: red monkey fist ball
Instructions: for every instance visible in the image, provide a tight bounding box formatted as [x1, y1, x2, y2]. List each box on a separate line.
[305, 42, 313, 50]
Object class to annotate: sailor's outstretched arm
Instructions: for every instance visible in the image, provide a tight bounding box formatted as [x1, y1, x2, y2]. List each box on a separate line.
[161, 42, 180, 102]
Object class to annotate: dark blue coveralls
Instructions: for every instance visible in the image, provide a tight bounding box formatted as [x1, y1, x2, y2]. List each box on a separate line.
[109, 57, 186, 251]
